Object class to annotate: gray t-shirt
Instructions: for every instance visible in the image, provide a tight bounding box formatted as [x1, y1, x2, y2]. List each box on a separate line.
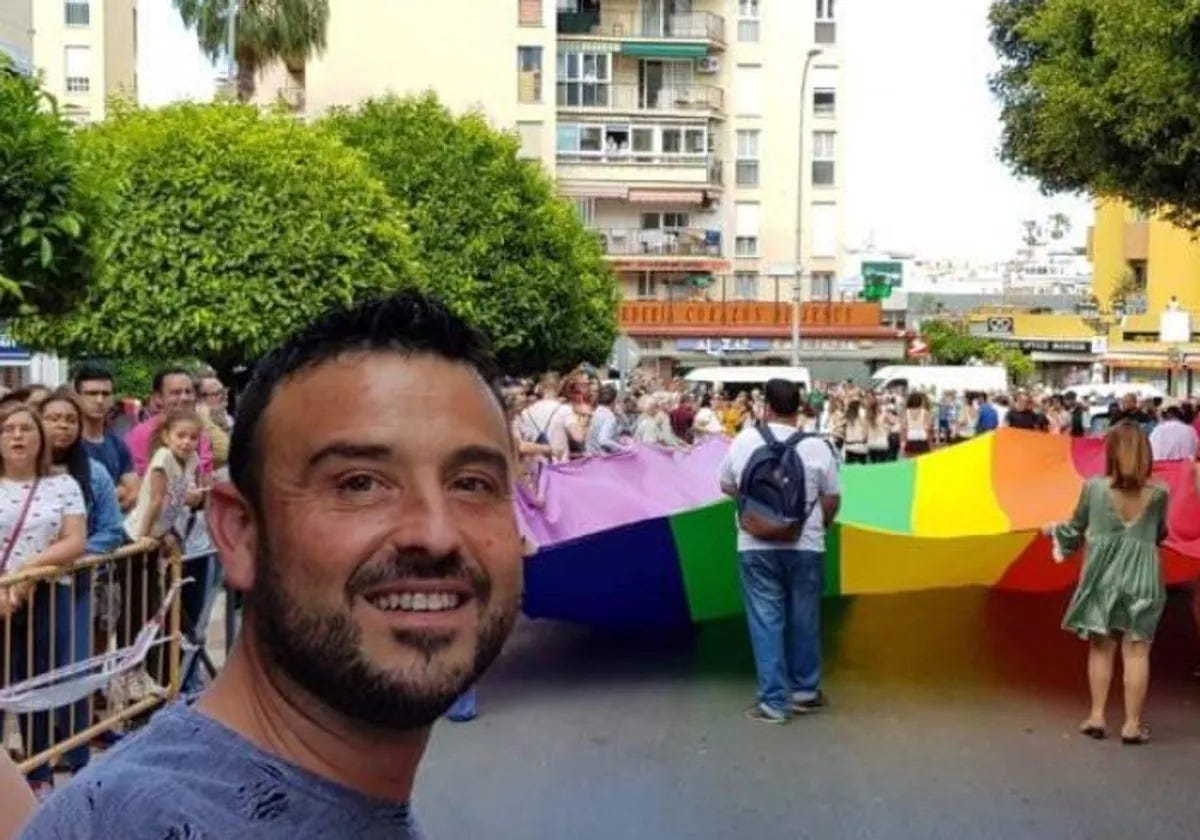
[21, 701, 424, 839]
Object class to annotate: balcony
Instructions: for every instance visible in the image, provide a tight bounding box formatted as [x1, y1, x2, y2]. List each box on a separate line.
[558, 152, 723, 189]
[597, 226, 721, 258]
[557, 83, 723, 116]
[559, 8, 726, 47]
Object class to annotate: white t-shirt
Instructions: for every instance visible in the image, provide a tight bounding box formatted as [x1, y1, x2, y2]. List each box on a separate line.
[0, 474, 86, 575]
[718, 422, 841, 553]
[125, 447, 198, 540]
[517, 399, 570, 461]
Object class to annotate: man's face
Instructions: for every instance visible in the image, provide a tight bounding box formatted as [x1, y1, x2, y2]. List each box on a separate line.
[244, 353, 522, 730]
[159, 374, 196, 412]
[76, 377, 114, 421]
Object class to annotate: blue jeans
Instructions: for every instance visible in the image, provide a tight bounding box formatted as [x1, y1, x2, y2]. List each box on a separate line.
[738, 550, 823, 715]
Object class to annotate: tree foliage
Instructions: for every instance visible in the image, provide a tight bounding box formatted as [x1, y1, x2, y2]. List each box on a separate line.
[921, 319, 1035, 384]
[173, 0, 329, 101]
[323, 94, 618, 373]
[0, 58, 97, 315]
[10, 102, 419, 374]
[990, 0, 1200, 228]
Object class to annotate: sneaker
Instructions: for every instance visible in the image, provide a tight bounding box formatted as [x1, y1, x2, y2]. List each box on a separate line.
[745, 703, 788, 725]
[791, 690, 827, 715]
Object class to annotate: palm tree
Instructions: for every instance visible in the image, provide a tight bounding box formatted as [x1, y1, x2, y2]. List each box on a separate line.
[1047, 212, 1071, 241]
[173, 0, 330, 103]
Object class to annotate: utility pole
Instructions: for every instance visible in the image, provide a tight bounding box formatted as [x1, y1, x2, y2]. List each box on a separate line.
[792, 48, 822, 367]
[226, 0, 239, 96]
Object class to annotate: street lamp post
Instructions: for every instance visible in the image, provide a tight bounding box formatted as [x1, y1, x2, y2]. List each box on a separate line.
[792, 48, 823, 367]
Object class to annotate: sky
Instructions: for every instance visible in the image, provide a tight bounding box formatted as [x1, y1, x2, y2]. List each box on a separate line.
[841, 0, 1093, 260]
[141, 0, 1090, 262]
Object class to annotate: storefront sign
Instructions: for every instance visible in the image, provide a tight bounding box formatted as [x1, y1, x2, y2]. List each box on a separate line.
[1016, 339, 1092, 354]
[985, 316, 1014, 335]
[676, 338, 771, 353]
[619, 301, 883, 329]
[0, 331, 31, 363]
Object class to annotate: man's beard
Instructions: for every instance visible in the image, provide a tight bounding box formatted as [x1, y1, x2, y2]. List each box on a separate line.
[249, 533, 518, 730]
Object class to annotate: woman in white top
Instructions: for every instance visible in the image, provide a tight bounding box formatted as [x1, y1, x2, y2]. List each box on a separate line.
[955, 395, 980, 443]
[691, 394, 724, 440]
[842, 399, 869, 465]
[863, 394, 891, 463]
[902, 392, 934, 457]
[0, 404, 86, 797]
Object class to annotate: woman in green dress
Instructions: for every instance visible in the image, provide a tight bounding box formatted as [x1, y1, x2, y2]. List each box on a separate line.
[1050, 421, 1168, 745]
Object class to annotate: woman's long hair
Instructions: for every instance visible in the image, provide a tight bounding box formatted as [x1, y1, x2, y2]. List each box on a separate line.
[845, 399, 862, 424]
[0, 404, 53, 478]
[40, 389, 95, 514]
[1105, 420, 1152, 491]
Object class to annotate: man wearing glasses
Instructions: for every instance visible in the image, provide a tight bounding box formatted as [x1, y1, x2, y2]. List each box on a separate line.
[73, 366, 139, 511]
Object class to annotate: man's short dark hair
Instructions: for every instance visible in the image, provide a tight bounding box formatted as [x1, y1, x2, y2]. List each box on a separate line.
[152, 367, 193, 395]
[764, 378, 801, 416]
[597, 385, 617, 406]
[72, 366, 114, 392]
[229, 291, 501, 510]
[1163, 404, 1183, 421]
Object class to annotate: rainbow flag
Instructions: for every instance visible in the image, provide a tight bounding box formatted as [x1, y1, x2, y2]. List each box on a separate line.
[517, 429, 1200, 630]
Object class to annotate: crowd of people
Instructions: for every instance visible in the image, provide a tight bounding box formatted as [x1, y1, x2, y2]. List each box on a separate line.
[0, 366, 233, 799]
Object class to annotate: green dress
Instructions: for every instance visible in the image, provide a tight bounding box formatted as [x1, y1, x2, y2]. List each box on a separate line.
[1054, 477, 1168, 642]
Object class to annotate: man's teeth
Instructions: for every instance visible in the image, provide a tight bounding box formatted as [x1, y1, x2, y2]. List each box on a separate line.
[369, 592, 463, 612]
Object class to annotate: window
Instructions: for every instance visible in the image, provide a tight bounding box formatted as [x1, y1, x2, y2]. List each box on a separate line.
[580, 125, 603, 152]
[736, 129, 760, 186]
[684, 128, 705, 154]
[734, 65, 763, 116]
[575, 198, 595, 226]
[810, 203, 837, 257]
[816, 0, 836, 44]
[519, 0, 543, 26]
[735, 202, 760, 257]
[64, 45, 91, 94]
[737, 0, 760, 42]
[557, 50, 611, 107]
[813, 131, 836, 187]
[811, 271, 834, 301]
[517, 47, 543, 103]
[637, 275, 659, 299]
[65, 1, 90, 26]
[516, 122, 543, 159]
[641, 213, 690, 230]
[734, 272, 759, 300]
[814, 88, 835, 116]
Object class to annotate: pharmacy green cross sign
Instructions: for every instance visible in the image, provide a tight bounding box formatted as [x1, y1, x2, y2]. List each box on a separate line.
[859, 261, 903, 301]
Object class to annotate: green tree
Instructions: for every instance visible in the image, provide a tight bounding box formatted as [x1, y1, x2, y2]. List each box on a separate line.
[173, 0, 329, 102]
[990, 0, 1200, 228]
[323, 94, 618, 372]
[0, 57, 97, 315]
[10, 102, 419, 377]
[920, 319, 1034, 383]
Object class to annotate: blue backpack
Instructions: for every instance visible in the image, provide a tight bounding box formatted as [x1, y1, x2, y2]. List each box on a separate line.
[736, 425, 818, 542]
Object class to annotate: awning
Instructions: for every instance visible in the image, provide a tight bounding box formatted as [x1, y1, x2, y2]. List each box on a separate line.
[609, 257, 730, 273]
[626, 189, 706, 205]
[1103, 355, 1168, 370]
[620, 42, 708, 58]
[556, 42, 616, 55]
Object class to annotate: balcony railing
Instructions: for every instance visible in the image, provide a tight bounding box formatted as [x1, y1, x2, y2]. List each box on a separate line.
[557, 83, 724, 114]
[595, 227, 722, 258]
[560, 9, 726, 43]
[557, 151, 723, 185]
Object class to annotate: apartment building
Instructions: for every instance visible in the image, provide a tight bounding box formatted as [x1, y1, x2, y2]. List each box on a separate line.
[1, 0, 137, 122]
[267, 0, 862, 374]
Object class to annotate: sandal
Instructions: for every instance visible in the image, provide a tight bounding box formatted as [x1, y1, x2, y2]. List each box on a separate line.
[1079, 723, 1106, 740]
[1121, 725, 1152, 745]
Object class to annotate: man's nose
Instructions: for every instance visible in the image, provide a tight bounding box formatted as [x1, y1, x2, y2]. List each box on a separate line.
[387, 484, 463, 561]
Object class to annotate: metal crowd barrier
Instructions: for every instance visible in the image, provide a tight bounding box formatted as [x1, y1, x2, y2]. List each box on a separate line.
[0, 542, 183, 776]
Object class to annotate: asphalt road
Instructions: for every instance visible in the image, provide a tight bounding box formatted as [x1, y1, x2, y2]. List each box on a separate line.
[416, 587, 1200, 840]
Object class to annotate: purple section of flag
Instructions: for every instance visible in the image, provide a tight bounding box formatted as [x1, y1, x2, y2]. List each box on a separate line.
[515, 438, 730, 549]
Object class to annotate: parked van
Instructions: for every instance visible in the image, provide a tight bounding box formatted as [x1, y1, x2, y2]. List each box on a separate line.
[684, 365, 812, 396]
[869, 365, 1009, 395]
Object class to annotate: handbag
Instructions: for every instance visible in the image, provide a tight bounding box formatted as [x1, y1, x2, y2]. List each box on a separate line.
[1, 478, 40, 575]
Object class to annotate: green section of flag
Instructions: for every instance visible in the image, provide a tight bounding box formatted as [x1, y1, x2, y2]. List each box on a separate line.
[823, 523, 841, 598]
[837, 459, 916, 534]
[670, 500, 743, 622]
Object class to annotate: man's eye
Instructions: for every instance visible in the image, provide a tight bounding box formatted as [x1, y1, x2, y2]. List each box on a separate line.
[337, 474, 378, 494]
[452, 476, 498, 495]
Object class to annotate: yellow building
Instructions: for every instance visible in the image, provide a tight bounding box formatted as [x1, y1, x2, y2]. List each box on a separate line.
[965, 310, 1103, 387]
[1089, 199, 1200, 393]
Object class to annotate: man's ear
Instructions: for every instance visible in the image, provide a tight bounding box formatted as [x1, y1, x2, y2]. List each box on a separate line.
[208, 482, 258, 593]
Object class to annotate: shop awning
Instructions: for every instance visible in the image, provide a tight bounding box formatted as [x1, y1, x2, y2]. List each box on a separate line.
[1103, 355, 1169, 370]
[620, 42, 708, 58]
[557, 183, 628, 198]
[626, 189, 706, 205]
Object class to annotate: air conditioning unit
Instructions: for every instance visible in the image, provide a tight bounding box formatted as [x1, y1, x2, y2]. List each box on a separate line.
[696, 56, 720, 74]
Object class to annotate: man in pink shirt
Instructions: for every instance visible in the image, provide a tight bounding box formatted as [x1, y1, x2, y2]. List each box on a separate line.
[125, 367, 214, 477]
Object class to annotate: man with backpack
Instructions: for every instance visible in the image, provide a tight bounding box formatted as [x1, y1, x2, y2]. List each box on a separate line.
[517, 373, 570, 463]
[719, 379, 841, 724]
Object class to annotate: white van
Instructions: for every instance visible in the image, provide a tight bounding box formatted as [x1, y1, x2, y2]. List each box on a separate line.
[870, 365, 1009, 395]
[684, 365, 812, 397]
